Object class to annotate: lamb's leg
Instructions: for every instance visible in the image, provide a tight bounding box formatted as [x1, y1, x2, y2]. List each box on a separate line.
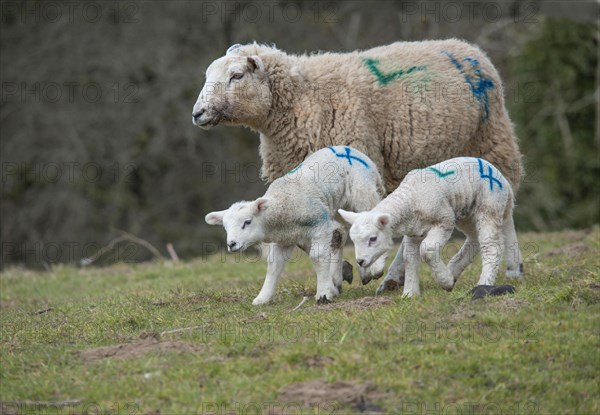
[252, 243, 294, 305]
[503, 214, 523, 279]
[477, 220, 503, 286]
[420, 226, 455, 291]
[376, 238, 406, 295]
[448, 228, 480, 283]
[402, 236, 422, 297]
[310, 238, 340, 303]
[328, 223, 347, 293]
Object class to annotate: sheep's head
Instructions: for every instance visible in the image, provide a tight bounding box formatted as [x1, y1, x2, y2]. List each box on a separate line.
[192, 45, 272, 129]
[205, 198, 269, 252]
[338, 209, 392, 284]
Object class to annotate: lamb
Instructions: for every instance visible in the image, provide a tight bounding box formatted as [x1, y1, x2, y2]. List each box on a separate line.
[205, 146, 385, 304]
[192, 40, 524, 194]
[338, 157, 523, 298]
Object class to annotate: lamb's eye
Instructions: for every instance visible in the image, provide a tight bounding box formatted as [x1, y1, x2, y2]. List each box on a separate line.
[242, 219, 251, 229]
[230, 73, 244, 82]
[369, 236, 377, 245]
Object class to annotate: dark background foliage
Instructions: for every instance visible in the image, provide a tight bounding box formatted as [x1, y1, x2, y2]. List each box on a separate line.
[1, 0, 598, 267]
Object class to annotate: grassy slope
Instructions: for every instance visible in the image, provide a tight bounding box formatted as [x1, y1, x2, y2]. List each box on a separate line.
[1, 228, 599, 414]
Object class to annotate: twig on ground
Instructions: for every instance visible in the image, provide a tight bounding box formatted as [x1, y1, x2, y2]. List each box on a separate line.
[292, 296, 309, 311]
[160, 326, 202, 336]
[81, 231, 165, 265]
[166, 243, 180, 263]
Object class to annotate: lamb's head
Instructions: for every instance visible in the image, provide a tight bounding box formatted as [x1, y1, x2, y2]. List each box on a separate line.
[339, 209, 393, 284]
[192, 45, 272, 129]
[205, 198, 269, 252]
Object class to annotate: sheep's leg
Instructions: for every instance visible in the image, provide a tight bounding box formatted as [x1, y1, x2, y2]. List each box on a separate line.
[503, 214, 523, 279]
[252, 243, 294, 305]
[376, 238, 406, 295]
[477, 220, 503, 286]
[448, 226, 480, 283]
[420, 226, 455, 291]
[310, 238, 340, 303]
[402, 236, 422, 297]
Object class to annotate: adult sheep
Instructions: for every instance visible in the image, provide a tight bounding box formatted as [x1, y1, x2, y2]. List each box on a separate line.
[192, 40, 523, 192]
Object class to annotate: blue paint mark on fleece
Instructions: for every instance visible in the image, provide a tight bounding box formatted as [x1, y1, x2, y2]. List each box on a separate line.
[327, 146, 369, 168]
[442, 51, 495, 121]
[477, 158, 503, 191]
[287, 163, 302, 175]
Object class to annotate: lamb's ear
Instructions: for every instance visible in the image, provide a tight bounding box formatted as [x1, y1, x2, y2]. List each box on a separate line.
[338, 209, 358, 225]
[226, 44, 242, 55]
[375, 214, 391, 230]
[205, 210, 227, 225]
[247, 56, 264, 72]
[254, 197, 269, 213]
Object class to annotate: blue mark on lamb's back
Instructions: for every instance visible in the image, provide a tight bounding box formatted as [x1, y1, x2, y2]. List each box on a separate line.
[442, 51, 495, 121]
[287, 163, 303, 175]
[327, 146, 369, 168]
[476, 158, 503, 191]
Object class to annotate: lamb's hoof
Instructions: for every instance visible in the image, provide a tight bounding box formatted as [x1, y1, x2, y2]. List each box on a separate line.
[376, 279, 400, 295]
[471, 285, 516, 300]
[342, 261, 354, 285]
[317, 295, 333, 305]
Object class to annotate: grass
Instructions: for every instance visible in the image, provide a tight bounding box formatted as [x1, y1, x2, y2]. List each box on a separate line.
[1, 227, 599, 414]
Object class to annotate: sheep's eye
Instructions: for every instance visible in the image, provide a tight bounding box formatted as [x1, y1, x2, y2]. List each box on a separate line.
[230, 73, 244, 81]
[368, 236, 377, 245]
[242, 219, 251, 229]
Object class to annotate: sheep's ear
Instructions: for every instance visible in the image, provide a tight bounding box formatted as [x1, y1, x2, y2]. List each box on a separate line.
[338, 209, 357, 225]
[254, 197, 269, 213]
[375, 214, 391, 230]
[226, 44, 242, 55]
[205, 210, 226, 225]
[247, 56, 264, 72]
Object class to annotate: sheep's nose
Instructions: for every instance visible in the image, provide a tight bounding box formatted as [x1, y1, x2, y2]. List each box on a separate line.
[192, 108, 205, 121]
[357, 259, 365, 267]
[228, 241, 237, 251]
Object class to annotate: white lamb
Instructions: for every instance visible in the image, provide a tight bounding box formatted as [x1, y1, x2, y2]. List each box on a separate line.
[205, 146, 385, 304]
[339, 157, 523, 297]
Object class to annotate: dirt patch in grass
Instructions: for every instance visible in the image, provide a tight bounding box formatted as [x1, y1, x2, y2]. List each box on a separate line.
[278, 380, 385, 412]
[543, 242, 590, 258]
[305, 355, 335, 368]
[304, 296, 393, 312]
[79, 336, 203, 363]
[0, 300, 16, 309]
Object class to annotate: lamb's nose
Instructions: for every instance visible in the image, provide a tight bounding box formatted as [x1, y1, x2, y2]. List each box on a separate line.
[357, 259, 365, 267]
[228, 241, 237, 251]
[192, 108, 205, 121]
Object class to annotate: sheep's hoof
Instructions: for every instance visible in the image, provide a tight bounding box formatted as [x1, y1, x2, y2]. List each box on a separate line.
[342, 260, 354, 285]
[471, 285, 516, 300]
[317, 295, 332, 305]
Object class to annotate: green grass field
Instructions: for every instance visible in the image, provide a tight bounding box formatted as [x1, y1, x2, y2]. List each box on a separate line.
[1, 228, 599, 415]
